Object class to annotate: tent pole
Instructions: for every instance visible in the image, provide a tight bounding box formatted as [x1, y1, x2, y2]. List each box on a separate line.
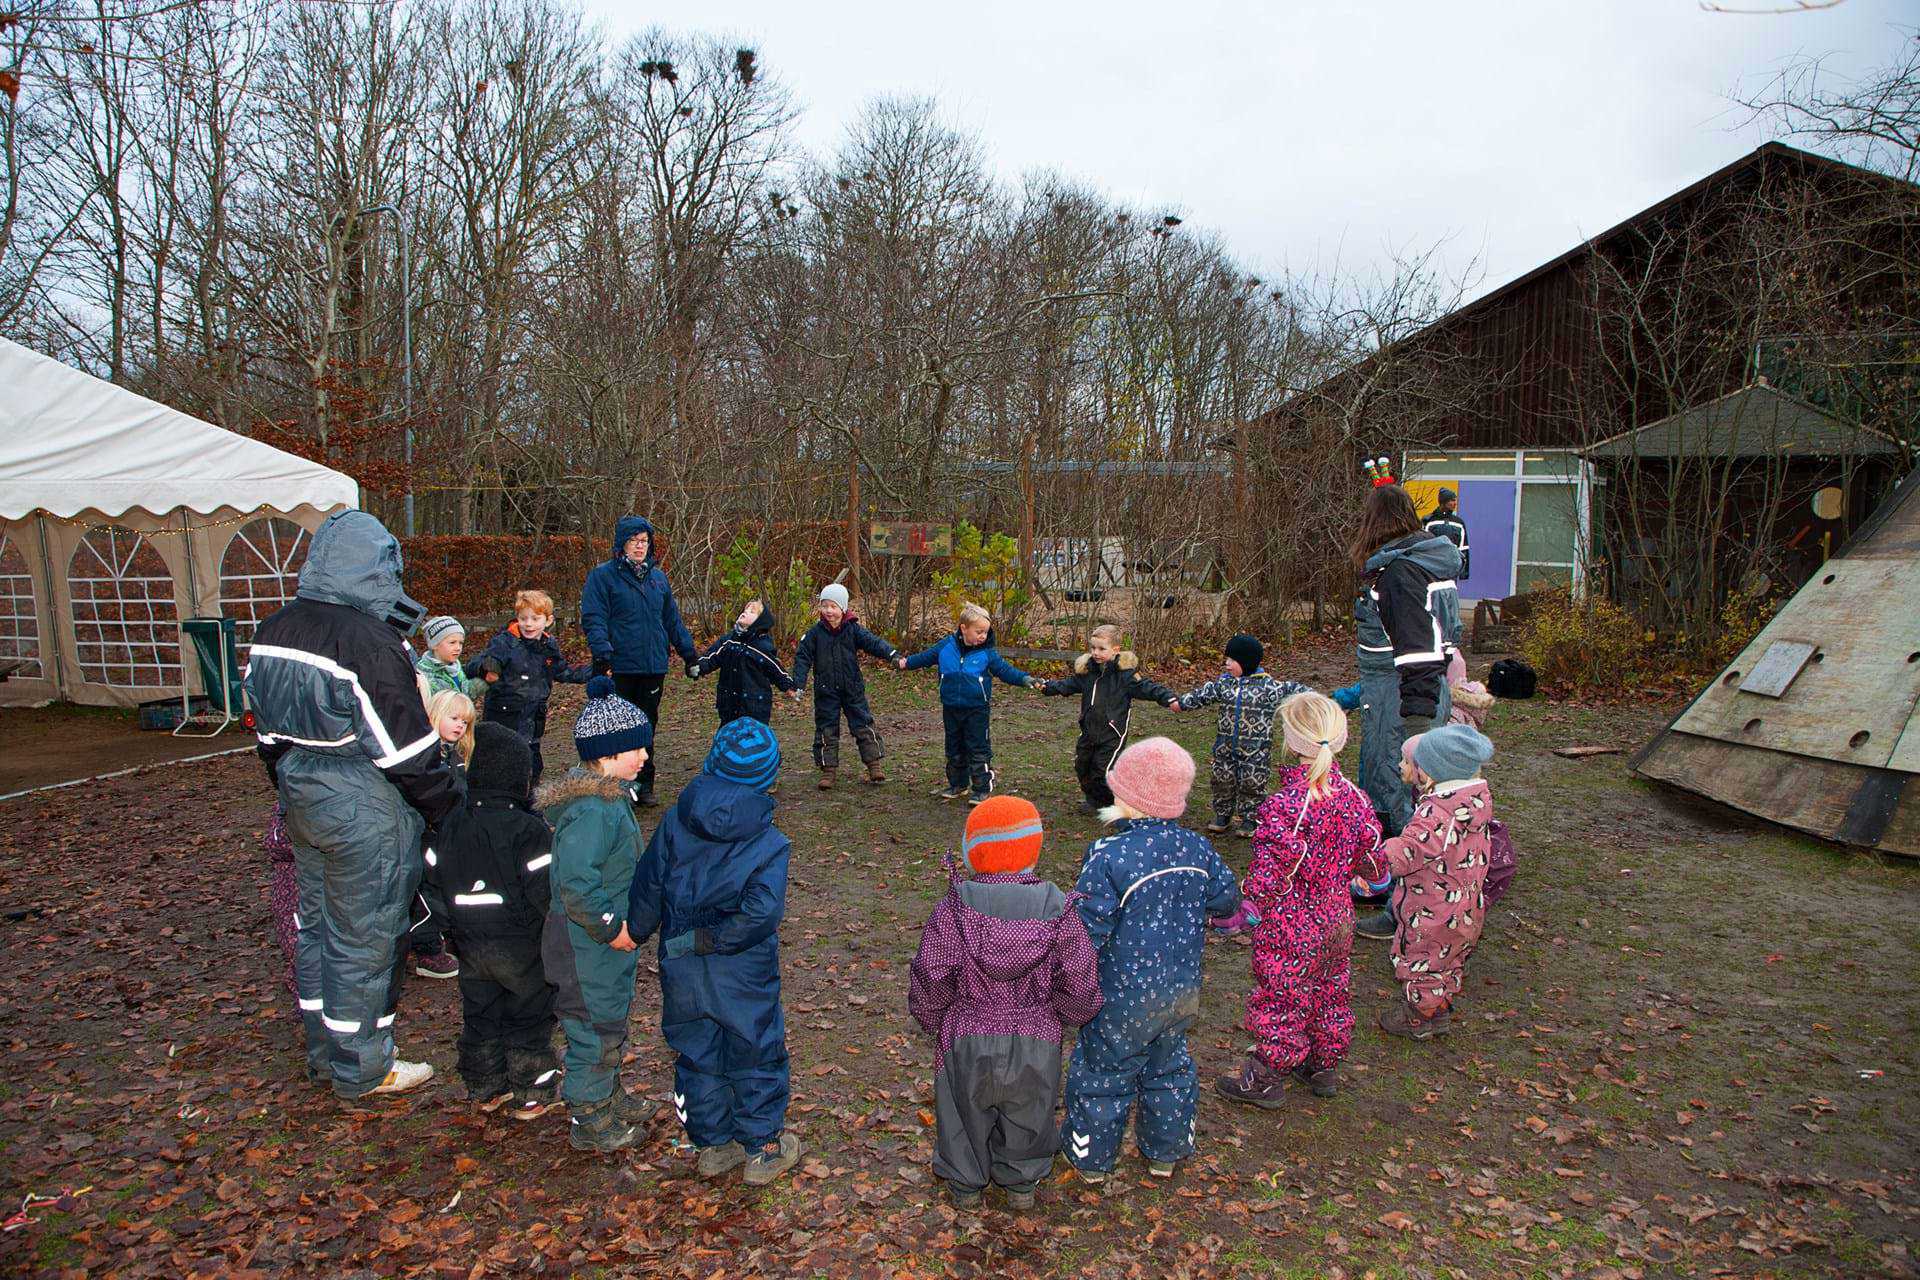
[34, 514, 69, 700]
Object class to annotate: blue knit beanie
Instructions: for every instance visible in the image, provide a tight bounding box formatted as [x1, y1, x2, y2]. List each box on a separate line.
[703, 717, 781, 792]
[574, 675, 653, 760]
[1412, 723, 1494, 783]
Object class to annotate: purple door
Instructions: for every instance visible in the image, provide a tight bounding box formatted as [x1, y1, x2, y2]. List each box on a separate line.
[1455, 479, 1514, 600]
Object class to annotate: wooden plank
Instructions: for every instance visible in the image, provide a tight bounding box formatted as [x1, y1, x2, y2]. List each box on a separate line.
[1738, 640, 1816, 698]
[1552, 745, 1621, 758]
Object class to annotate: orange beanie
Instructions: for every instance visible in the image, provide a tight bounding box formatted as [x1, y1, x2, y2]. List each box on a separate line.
[963, 795, 1045, 875]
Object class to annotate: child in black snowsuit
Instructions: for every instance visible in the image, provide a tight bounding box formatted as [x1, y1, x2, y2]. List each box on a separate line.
[469, 589, 591, 786]
[425, 721, 562, 1119]
[1039, 624, 1177, 814]
[789, 583, 900, 788]
[689, 599, 793, 725]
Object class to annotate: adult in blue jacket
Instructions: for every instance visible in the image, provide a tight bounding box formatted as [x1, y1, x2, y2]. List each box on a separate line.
[580, 516, 699, 804]
[900, 608, 1034, 802]
[627, 719, 803, 1184]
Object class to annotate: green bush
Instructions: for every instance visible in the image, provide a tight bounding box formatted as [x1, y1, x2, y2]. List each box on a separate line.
[715, 532, 815, 646]
[1515, 588, 1655, 698]
[930, 520, 1030, 640]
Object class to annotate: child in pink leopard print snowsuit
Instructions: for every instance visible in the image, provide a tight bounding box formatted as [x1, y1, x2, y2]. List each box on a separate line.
[1216, 693, 1385, 1107]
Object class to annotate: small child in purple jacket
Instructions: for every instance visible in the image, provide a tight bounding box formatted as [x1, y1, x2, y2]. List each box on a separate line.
[908, 795, 1102, 1211]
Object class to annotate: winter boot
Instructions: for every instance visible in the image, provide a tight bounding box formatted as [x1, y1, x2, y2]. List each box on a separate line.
[1377, 1000, 1451, 1041]
[1204, 818, 1232, 834]
[932, 783, 967, 800]
[1215, 1055, 1290, 1110]
[1147, 1159, 1177, 1178]
[742, 1132, 803, 1185]
[1003, 1184, 1037, 1211]
[411, 949, 459, 979]
[614, 1087, 657, 1124]
[473, 1089, 514, 1114]
[568, 1100, 639, 1153]
[511, 1097, 554, 1122]
[360, 1058, 435, 1098]
[864, 760, 887, 785]
[817, 770, 836, 791]
[1354, 904, 1397, 941]
[696, 1141, 747, 1179]
[1293, 1063, 1338, 1097]
[947, 1182, 983, 1211]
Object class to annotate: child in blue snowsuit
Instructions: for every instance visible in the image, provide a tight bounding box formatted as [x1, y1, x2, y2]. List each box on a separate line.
[470, 589, 590, 786]
[628, 717, 802, 1185]
[1062, 736, 1241, 1182]
[900, 602, 1036, 803]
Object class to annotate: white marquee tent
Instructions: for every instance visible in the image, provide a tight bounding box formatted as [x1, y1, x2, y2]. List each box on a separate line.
[0, 336, 358, 707]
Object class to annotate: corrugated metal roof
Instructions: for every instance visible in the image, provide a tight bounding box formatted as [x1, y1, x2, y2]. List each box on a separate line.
[1583, 383, 1904, 460]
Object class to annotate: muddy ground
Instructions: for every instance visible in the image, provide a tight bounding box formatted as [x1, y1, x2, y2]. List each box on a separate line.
[1, 649, 1915, 1279]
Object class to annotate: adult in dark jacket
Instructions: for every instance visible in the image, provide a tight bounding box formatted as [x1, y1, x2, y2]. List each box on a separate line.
[789, 584, 899, 786]
[579, 515, 698, 803]
[467, 599, 590, 787]
[1422, 488, 1470, 579]
[689, 599, 793, 725]
[425, 721, 560, 1116]
[1041, 627, 1177, 811]
[628, 718, 803, 1184]
[1348, 483, 1462, 937]
[245, 510, 460, 1101]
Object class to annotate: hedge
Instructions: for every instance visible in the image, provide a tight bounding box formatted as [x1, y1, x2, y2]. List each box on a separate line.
[400, 535, 601, 618]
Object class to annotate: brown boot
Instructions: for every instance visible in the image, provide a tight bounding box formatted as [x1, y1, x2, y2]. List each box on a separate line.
[1378, 1000, 1451, 1041]
[817, 770, 836, 790]
[864, 760, 887, 785]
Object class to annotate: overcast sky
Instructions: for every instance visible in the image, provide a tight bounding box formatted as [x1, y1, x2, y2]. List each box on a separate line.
[579, 0, 1911, 302]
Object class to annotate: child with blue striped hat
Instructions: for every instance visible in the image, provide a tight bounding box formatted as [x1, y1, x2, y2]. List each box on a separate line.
[627, 717, 801, 1184]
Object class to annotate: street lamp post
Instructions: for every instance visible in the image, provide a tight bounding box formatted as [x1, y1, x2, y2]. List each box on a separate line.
[363, 202, 414, 536]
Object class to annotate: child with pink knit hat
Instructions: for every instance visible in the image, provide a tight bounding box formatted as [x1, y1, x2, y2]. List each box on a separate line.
[1060, 738, 1241, 1184]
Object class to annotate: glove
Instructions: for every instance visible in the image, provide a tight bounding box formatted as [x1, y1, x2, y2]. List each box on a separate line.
[1331, 682, 1364, 712]
[664, 929, 715, 958]
[685, 660, 701, 679]
[592, 656, 612, 677]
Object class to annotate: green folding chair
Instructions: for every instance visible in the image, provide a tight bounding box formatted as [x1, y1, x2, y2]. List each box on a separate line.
[176, 617, 245, 737]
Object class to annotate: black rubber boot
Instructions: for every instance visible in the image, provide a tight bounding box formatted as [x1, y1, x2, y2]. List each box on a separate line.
[1354, 904, 1397, 941]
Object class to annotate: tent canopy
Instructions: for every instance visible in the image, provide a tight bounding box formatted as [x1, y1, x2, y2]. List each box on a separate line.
[0, 337, 357, 520]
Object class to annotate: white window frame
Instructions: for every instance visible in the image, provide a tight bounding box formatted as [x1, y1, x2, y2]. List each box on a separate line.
[68, 526, 181, 688]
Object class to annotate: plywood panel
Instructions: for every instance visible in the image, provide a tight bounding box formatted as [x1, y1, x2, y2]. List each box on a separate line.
[1670, 555, 1920, 770]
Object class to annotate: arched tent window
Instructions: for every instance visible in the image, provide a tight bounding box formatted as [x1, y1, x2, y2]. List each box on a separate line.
[0, 528, 43, 679]
[68, 526, 180, 688]
[220, 517, 310, 658]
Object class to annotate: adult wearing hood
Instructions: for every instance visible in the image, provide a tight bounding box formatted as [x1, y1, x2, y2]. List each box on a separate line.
[579, 516, 699, 804]
[1348, 483, 1462, 938]
[246, 510, 462, 1101]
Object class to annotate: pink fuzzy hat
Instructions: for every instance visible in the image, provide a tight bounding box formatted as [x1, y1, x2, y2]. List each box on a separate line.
[1106, 736, 1195, 819]
[1402, 732, 1424, 767]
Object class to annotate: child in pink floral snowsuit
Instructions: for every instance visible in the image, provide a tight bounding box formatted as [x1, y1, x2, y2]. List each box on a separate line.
[264, 802, 299, 1007]
[1215, 693, 1384, 1107]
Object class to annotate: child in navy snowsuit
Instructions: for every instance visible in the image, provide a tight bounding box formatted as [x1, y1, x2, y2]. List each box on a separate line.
[1038, 623, 1177, 813]
[1062, 737, 1240, 1182]
[789, 583, 900, 787]
[628, 717, 802, 1185]
[909, 796, 1103, 1211]
[1172, 633, 1311, 837]
[471, 589, 590, 786]
[900, 602, 1036, 803]
[689, 599, 793, 725]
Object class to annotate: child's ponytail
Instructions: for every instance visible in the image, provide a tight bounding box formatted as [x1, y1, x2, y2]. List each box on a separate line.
[1279, 692, 1348, 801]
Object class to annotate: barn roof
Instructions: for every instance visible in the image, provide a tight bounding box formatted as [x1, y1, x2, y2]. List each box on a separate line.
[1582, 383, 1904, 460]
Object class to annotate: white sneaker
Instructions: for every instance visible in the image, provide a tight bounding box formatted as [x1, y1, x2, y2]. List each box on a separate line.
[367, 1058, 435, 1095]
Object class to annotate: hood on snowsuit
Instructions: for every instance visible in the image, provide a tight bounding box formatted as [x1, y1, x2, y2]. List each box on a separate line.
[1364, 530, 1461, 581]
[674, 770, 778, 844]
[297, 510, 424, 632]
[611, 515, 656, 568]
[952, 875, 1073, 983]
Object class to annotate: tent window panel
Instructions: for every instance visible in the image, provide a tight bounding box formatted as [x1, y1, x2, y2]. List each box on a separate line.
[67, 526, 180, 688]
[220, 518, 308, 658]
[0, 531, 43, 679]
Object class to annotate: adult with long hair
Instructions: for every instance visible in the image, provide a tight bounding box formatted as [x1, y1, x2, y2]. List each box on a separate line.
[580, 516, 700, 806]
[1347, 482, 1462, 938]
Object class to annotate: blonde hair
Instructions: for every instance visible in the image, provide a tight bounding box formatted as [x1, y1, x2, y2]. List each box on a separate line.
[427, 689, 477, 765]
[1280, 691, 1346, 800]
[957, 602, 990, 629]
[514, 589, 554, 618]
[1089, 624, 1122, 646]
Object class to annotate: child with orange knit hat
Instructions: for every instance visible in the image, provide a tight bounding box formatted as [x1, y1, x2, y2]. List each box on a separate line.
[908, 796, 1103, 1211]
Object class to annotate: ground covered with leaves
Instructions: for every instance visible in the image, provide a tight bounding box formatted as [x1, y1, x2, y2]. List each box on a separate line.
[2, 653, 1916, 1279]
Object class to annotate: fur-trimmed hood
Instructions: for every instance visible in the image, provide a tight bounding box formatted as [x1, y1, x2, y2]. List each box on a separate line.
[534, 767, 631, 812]
[1450, 682, 1494, 710]
[1074, 650, 1137, 675]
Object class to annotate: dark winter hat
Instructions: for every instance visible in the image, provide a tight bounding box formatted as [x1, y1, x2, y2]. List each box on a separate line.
[468, 720, 532, 798]
[1437, 486, 1457, 504]
[703, 717, 782, 792]
[574, 675, 653, 761]
[1412, 723, 1494, 783]
[1224, 633, 1264, 673]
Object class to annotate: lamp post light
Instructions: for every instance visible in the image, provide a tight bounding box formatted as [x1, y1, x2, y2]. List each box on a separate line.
[363, 202, 414, 536]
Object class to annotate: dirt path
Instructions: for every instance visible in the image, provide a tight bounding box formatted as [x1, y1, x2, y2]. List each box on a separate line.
[1, 663, 1914, 1278]
[0, 703, 252, 797]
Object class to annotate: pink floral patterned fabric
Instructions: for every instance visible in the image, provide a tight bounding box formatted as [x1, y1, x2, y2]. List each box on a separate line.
[1242, 763, 1385, 1071]
[908, 867, 1104, 1069]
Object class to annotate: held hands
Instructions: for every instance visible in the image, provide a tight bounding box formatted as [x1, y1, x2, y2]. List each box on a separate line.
[1168, 698, 1181, 712]
[484, 671, 500, 684]
[609, 923, 637, 952]
[895, 656, 908, 670]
